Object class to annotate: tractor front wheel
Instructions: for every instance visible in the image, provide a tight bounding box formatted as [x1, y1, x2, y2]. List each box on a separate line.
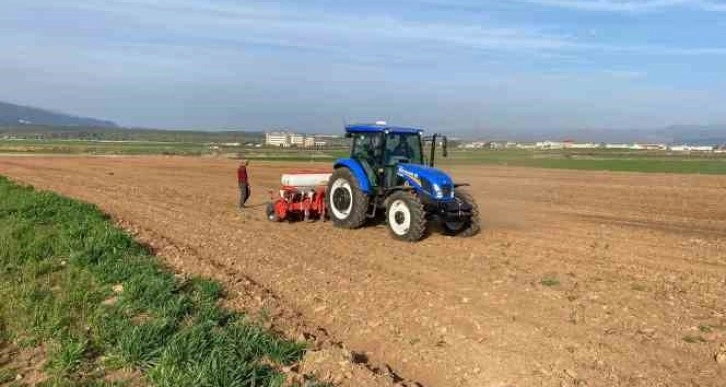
[326, 167, 369, 229]
[385, 191, 426, 242]
[441, 188, 480, 237]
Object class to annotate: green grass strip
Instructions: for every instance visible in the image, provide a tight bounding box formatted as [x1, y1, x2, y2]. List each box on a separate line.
[0, 176, 308, 386]
[442, 150, 726, 174]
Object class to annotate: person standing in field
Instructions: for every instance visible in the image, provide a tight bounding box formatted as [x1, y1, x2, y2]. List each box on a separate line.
[237, 160, 250, 208]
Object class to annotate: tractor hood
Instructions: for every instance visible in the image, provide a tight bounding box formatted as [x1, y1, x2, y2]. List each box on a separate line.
[397, 163, 454, 199]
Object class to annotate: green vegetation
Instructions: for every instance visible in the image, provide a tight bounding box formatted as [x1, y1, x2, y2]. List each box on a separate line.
[0, 138, 349, 160]
[682, 335, 707, 344]
[0, 176, 308, 386]
[440, 149, 726, 174]
[0, 124, 264, 143]
[0, 139, 209, 156]
[540, 277, 561, 287]
[3, 125, 726, 174]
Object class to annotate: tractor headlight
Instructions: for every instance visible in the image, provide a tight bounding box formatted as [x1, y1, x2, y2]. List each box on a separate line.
[432, 183, 444, 199]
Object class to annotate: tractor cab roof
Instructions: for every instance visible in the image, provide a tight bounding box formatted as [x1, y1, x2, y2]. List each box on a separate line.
[344, 122, 423, 136]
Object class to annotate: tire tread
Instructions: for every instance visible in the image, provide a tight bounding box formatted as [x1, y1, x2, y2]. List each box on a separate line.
[386, 190, 427, 242]
[326, 167, 369, 229]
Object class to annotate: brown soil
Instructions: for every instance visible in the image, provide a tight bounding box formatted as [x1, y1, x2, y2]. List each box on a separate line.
[0, 341, 46, 386]
[1, 155, 725, 386]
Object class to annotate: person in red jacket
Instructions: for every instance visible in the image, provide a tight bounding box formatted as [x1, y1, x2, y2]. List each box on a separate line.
[237, 160, 250, 208]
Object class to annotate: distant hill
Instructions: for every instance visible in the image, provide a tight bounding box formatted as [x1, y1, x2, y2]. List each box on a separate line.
[0, 101, 118, 128]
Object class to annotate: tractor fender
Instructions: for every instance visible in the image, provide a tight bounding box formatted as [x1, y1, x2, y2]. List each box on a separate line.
[333, 158, 372, 194]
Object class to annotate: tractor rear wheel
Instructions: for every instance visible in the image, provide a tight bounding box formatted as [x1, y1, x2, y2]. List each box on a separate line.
[385, 191, 426, 242]
[326, 167, 369, 229]
[442, 188, 480, 237]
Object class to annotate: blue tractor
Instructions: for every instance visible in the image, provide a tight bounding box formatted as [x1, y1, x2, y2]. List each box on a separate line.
[325, 122, 480, 242]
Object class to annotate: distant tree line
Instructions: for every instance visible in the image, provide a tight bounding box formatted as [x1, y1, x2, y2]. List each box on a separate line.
[0, 124, 266, 143]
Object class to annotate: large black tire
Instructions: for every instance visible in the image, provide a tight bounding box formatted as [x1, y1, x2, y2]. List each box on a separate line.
[385, 191, 427, 242]
[442, 188, 480, 237]
[326, 167, 370, 229]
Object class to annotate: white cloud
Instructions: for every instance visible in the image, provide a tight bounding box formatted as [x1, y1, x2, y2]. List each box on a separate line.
[12, 0, 724, 61]
[516, 0, 726, 12]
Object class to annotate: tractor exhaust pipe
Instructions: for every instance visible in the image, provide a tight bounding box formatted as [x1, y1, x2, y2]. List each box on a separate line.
[428, 133, 448, 167]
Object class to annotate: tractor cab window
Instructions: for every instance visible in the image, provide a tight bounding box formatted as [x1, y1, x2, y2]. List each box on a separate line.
[351, 132, 383, 164]
[384, 133, 423, 165]
[351, 132, 383, 185]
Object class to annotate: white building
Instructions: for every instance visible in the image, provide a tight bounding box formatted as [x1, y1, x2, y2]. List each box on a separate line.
[536, 141, 565, 149]
[567, 142, 599, 149]
[303, 137, 315, 148]
[516, 143, 537, 149]
[290, 133, 305, 146]
[668, 145, 715, 152]
[265, 131, 290, 147]
[460, 141, 487, 149]
[668, 145, 714, 152]
[635, 143, 667, 150]
[605, 143, 631, 149]
[691, 145, 714, 152]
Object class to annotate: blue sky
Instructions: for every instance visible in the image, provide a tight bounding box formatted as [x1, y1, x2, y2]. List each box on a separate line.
[1, 0, 725, 133]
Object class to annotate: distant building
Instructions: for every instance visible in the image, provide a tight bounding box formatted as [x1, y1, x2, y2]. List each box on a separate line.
[668, 145, 713, 152]
[691, 145, 714, 152]
[669, 145, 689, 151]
[637, 143, 667, 150]
[459, 141, 487, 149]
[290, 133, 304, 146]
[567, 142, 599, 149]
[303, 137, 315, 148]
[536, 141, 564, 149]
[265, 131, 290, 147]
[605, 143, 631, 149]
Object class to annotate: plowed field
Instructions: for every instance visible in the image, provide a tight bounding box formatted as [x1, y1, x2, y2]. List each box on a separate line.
[1, 155, 725, 386]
